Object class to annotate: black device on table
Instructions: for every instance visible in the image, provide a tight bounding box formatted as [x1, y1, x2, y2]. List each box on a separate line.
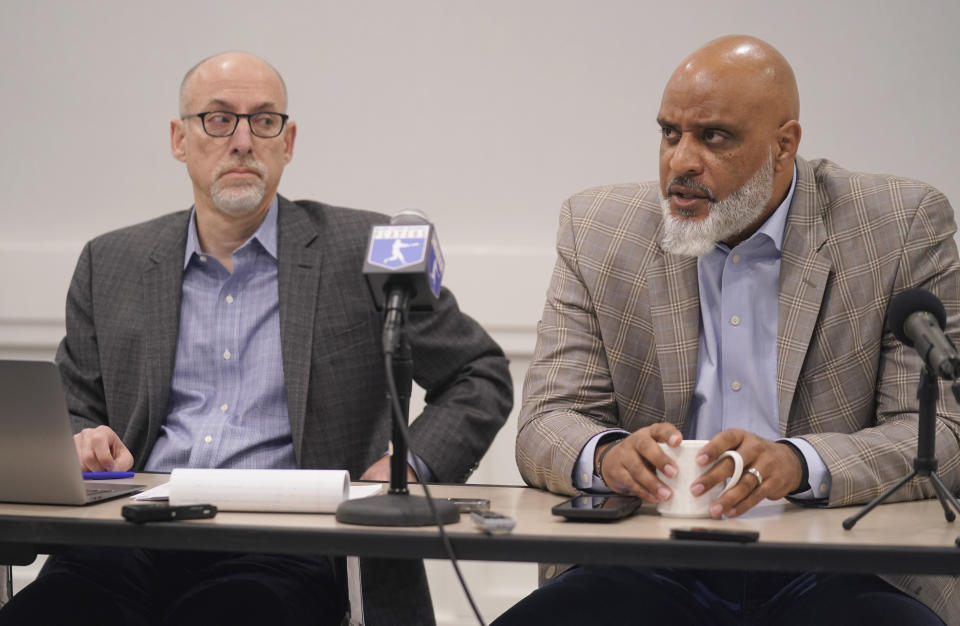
[670, 527, 759, 543]
[551, 494, 643, 521]
[121, 503, 217, 524]
[470, 510, 516, 534]
[446, 497, 490, 513]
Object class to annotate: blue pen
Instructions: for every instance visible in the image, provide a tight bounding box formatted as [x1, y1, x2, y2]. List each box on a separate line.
[82, 471, 135, 480]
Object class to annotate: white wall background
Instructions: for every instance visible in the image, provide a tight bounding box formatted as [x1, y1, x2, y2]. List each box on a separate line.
[2, 1, 958, 623]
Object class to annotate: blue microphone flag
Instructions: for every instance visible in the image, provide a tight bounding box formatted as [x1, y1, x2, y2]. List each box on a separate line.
[363, 213, 444, 310]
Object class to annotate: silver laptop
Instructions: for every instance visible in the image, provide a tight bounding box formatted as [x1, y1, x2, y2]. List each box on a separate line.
[0, 360, 144, 505]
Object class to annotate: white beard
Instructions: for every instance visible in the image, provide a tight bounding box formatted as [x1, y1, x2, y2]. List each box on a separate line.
[210, 158, 268, 216]
[660, 151, 775, 257]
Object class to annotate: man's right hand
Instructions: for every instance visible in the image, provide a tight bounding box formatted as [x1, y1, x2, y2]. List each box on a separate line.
[74, 425, 134, 472]
[595, 423, 683, 503]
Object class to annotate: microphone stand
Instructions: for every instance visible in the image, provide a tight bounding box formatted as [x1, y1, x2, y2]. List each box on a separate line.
[335, 291, 459, 526]
[843, 366, 960, 530]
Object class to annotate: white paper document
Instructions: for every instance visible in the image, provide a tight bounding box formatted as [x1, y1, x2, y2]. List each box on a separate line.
[131, 469, 383, 513]
[131, 483, 170, 501]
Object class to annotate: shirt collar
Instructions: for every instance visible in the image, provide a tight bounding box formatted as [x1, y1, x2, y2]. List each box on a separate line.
[753, 163, 797, 254]
[183, 196, 279, 269]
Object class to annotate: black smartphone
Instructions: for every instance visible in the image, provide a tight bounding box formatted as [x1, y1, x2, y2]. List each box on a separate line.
[670, 527, 759, 543]
[446, 497, 490, 513]
[122, 503, 218, 524]
[551, 494, 643, 521]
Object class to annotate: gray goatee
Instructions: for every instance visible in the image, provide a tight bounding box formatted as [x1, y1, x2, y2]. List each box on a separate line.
[660, 151, 775, 257]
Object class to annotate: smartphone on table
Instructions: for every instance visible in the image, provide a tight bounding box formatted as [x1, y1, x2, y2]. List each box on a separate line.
[551, 494, 643, 521]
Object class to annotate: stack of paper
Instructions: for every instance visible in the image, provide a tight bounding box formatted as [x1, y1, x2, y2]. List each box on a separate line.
[132, 469, 382, 513]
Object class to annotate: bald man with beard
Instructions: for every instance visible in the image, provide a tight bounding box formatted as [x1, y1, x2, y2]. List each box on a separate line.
[498, 36, 959, 625]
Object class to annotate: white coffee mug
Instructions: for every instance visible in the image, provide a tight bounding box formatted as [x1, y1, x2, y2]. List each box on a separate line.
[656, 440, 744, 518]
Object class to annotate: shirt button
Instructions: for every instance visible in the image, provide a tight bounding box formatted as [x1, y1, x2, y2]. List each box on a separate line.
[199, 255, 208, 263]
[225, 294, 234, 304]
[731, 254, 741, 264]
[730, 315, 741, 326]
[819, 483, 828, 494]
[730, 380, 742, 391]
[223, 349, 231, 360]
[220, 404, 228, 412]
[204, 435, 213, 444]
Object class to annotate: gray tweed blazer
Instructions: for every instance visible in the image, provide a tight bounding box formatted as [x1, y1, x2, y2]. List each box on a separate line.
[517, 157, 960, 625]
[56, 195, 513, 625]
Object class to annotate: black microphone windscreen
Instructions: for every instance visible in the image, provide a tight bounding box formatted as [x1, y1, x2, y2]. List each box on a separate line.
[887, 288, 947, 346]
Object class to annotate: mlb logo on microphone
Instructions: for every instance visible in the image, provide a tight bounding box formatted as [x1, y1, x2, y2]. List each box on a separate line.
[368, 225, 429, 269]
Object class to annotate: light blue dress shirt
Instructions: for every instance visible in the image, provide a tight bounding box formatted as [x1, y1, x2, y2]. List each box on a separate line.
[144, 198, 434, 479]
[576, 167, 831, 500]
[145, 198, 297, 471]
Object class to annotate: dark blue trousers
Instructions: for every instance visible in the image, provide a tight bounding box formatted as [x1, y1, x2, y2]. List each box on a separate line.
[492, 566, 945, 626]
[0, 547, 345, 626]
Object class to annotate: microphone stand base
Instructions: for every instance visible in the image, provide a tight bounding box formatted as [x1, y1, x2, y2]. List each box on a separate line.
[336, 493, 460, 527]
[842, 468, 960, 530]
[844, 367, 960, 530]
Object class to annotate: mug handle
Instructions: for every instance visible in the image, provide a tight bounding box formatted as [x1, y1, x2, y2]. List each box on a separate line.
[716, 450, 744, 495]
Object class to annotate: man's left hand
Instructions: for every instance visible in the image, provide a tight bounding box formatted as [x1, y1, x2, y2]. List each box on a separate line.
[358, 455, 418, 482]
[692, 429, 804, 519]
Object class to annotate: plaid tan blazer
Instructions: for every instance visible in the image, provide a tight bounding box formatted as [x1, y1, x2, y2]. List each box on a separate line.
[517, 157, 960, 624]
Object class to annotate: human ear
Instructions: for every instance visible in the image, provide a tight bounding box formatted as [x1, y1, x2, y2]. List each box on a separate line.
[282, 120, 297, 164]
[170, 118, 187, 163]
[774, 120, 801, 169]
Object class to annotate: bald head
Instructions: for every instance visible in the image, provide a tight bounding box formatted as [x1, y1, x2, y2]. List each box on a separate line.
[171, 51, 296, 232]
[657, 35, 802, 252]
[666, 35, 799, 126]
[179, 52, 287, 116]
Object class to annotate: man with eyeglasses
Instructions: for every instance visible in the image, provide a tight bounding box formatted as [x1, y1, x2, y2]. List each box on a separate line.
[0, 52, 512, 626]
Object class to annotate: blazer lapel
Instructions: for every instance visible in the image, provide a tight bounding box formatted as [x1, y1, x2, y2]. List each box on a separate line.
[143, 212, 189, 448]
[276, 197, 322, 462]
[777, 157, 832, 434]
[648, 236, 700, 430]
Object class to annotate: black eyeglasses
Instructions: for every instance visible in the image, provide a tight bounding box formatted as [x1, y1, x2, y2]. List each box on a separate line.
[182, 111, 289, 138]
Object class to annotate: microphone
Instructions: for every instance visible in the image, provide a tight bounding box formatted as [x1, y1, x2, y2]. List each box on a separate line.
[843, 287, 960, 530]
[362, 210, 445, 353]
[338, 209, 462, 529]
[887, 288, 960, 380]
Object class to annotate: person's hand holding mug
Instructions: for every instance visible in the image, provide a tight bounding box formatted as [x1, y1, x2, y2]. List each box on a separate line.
[693, 428, 806, 518]
[595, 423, 685, 503]
[656, 440, 744, 517]
[595, 425, 800, 518]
